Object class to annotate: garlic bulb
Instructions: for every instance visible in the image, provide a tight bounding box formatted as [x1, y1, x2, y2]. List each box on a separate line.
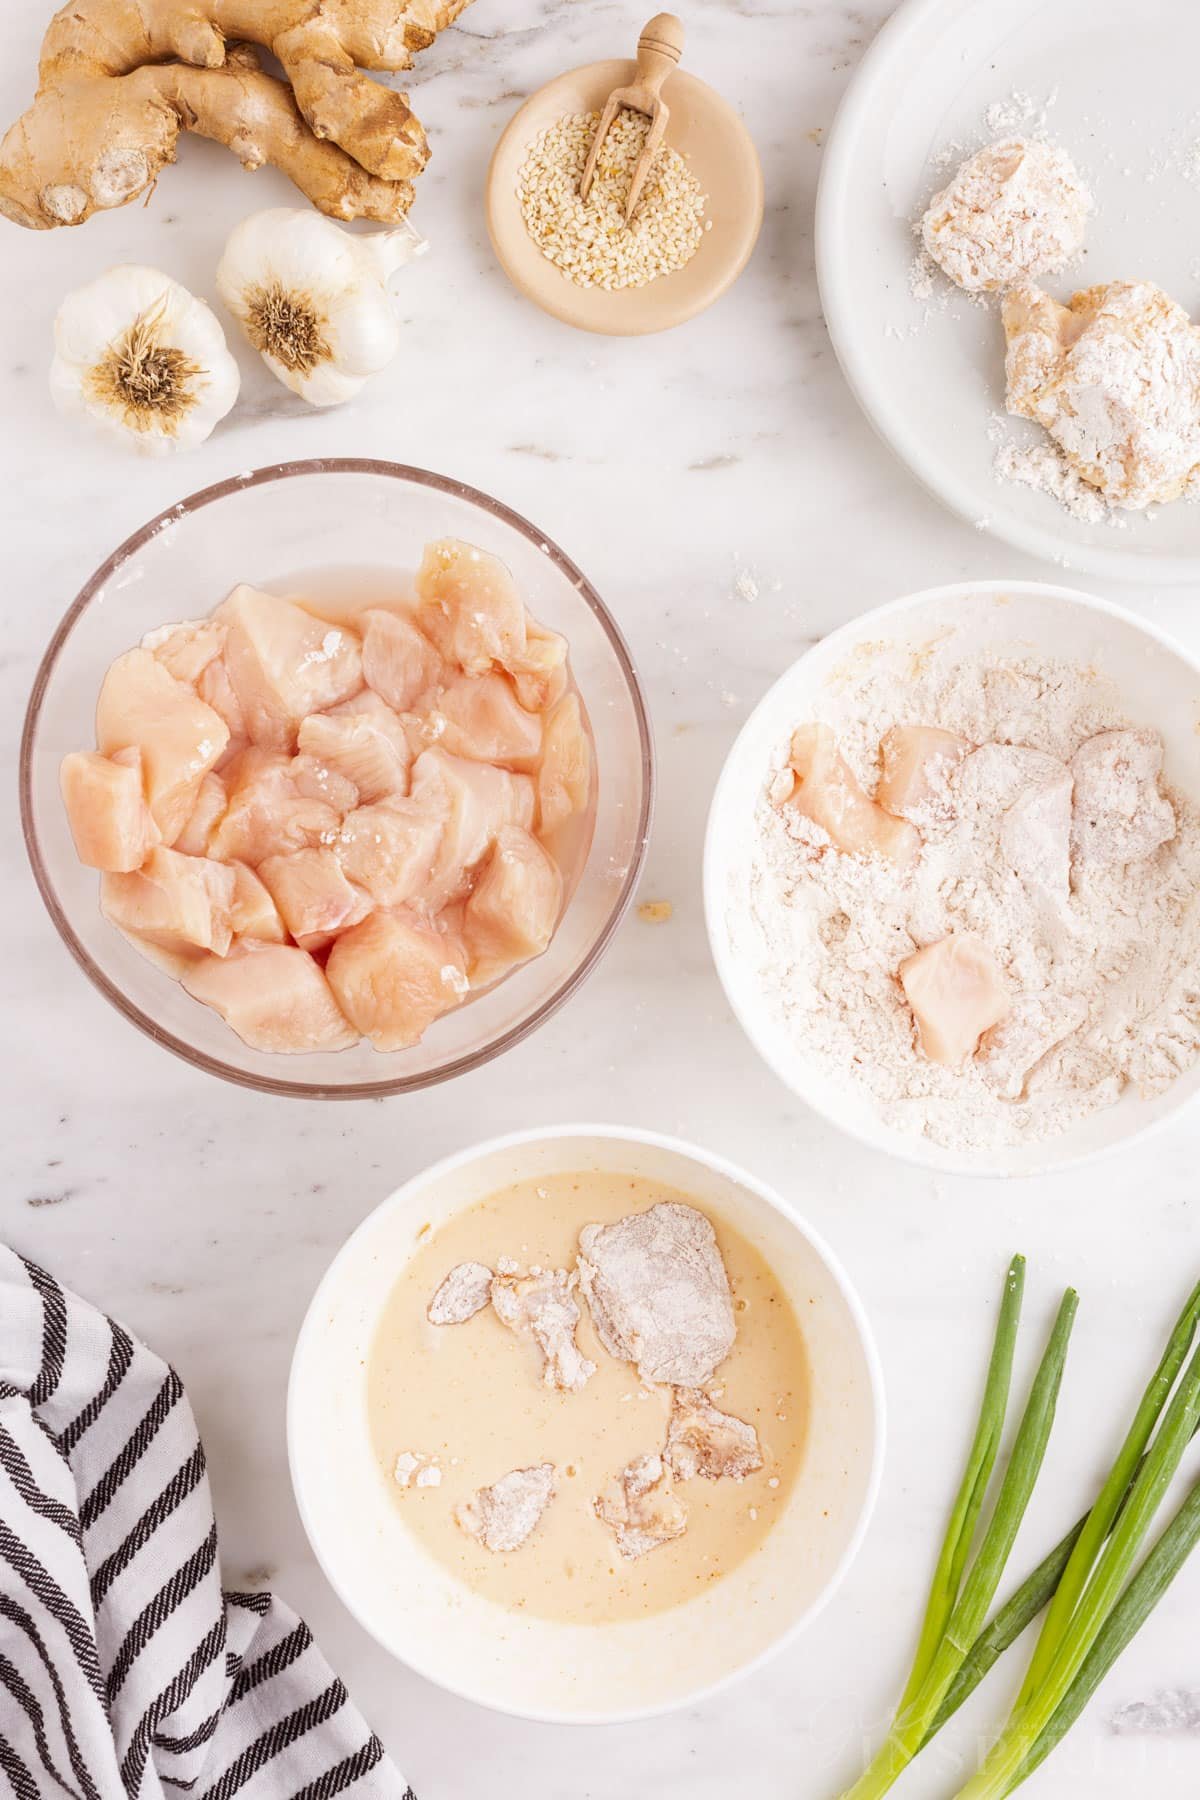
[50, 266, 240, 455]
[216, 209, 426, 408]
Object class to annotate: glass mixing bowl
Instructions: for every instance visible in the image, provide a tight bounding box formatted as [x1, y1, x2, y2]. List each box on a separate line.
[21, 460, 654, 1098]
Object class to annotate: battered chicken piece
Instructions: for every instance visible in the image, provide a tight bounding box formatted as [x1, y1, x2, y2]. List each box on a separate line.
[393, 1450, 442, 1489]
[491, 1267, 595, 1393]
[957, 744, 1073, 901]
[1070, 730, 1176, 868]
[594, 1454, 688, 1561]
[427, 1261, 494, 1326]
[577, 1203, 736, 1386]
[456, 1464, 556, 1554]
[665, 1389, 763, 1483]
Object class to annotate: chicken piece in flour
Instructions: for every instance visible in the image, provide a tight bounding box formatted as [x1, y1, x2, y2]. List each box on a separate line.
[665, 1389, 763, 1483]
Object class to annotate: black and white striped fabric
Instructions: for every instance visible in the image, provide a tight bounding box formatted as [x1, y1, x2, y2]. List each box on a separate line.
[0, 1247, 411, 1800]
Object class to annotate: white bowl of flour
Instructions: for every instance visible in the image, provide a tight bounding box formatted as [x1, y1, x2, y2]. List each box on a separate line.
[705, 581, 1200, 1177]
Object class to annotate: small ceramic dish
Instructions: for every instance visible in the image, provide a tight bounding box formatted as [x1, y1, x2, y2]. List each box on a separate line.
[486, 58, 762, 336]
[704, 581, 1200, 1179]
[288, 1124, 884, 1722]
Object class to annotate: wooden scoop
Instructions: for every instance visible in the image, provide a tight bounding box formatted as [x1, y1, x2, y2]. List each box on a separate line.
[579, 13, 686, 223]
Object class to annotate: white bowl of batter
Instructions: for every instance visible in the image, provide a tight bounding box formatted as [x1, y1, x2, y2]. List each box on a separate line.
[287, 1125, 884, 1721]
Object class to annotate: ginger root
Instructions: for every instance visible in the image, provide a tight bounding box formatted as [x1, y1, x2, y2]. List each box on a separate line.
[0, 0, 473, 230]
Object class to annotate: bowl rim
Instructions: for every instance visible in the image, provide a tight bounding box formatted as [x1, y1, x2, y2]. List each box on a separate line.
[703, 577, 1200, 1179]
[285, 1120, 887, 1725]
[19, 457, 655, 1100]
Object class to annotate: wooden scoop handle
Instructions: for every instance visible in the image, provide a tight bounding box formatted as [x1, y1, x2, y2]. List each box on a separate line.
[633, 13, 685, 98]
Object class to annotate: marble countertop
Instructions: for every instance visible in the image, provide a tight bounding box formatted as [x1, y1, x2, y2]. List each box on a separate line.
[2, 0, 1198, 1794]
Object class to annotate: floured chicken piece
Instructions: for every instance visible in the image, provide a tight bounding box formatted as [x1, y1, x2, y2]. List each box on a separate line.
[217, 587, 363, 751]
[393, 1450, 443, 1490]
[899, 932, 1010, 1067]
[96, 649, 229, 845]
[594, 1454, 688, 1561]
[538, 694, 592, 836]
[60, 748, 160, 872]
[298, 694, 411, 803]
[957, 744, 1073, 901]
[181, 941, 357, 1053]
[427, 1261, 494, 1326]
[456, 1463, 556, 1554]
[208, 750, 341, 868]
[464, 826, 563, 987]
[416, 540, 527, 678]
[491, 1266, 595, 1392]
[258, 848, 372, 951]
[876, 725, 971, 822]
[578, 1202, 736, 1386]
[102, 847, 235, 960]
[978, 992, 1089, 1100]
[665, 1389, 763, 1483]
[1070, 730, 1176, 867]
[922, 137, 1091, 293]
[783, 725, 919, 866]
[1003, 280, 1200, 508]
[326, 910, 469, 1050]
[413, 673, 543, 771]
[360, 608, 444, 713]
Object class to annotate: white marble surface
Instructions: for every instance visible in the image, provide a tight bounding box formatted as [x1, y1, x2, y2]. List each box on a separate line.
[2, 0, 1199, 1795]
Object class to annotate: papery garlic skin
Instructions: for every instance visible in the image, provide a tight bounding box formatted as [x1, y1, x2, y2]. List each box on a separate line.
[50, 266, 240, 455]
[216, 208, 425, 408]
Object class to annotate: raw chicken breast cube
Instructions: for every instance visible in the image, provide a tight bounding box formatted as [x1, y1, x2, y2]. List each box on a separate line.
[143, 617, 226, 685]
[360, 608, 443, 712]
[335, 800, 442, 907]
[258, 848, 372, 951]
[877, 725, 971, 819]
[505, 618, 569, 714]
[1070, 729, 1176, 867]
[298, 696, 411, 803]
[102, 847, 235, 960]
[537, 694, 592, 836]
[96, 648, 229, 845]
[289, 753, 359, 815]
[899, 933, 1010, 1067]
[784, 724, 919, 865]
[197, 655, 246, 743]
[182, 941, 357, 1053]
[229, 862, 287, 942]
[415, 539, 527, 677]
[209, 750, 341, 867]
[173, 772, 227, 857]
[326, 910, 469, 1050]
[410, 748, 536, 909]
[415, 673, 543, 771]
[60, 748, 160, 872]
[464, 826, 563, 986]
[217, 585, 363, 751]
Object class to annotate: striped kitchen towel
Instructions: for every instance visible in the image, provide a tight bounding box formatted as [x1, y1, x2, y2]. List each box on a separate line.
[0, 1246, 412, 1799]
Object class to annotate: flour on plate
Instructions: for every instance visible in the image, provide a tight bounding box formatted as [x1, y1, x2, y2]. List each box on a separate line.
[735, 652, 1200, 1151]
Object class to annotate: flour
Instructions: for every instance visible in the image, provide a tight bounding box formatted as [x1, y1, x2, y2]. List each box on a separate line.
[734, 651, 1200, 1151]
[992, 435, 1125, 527]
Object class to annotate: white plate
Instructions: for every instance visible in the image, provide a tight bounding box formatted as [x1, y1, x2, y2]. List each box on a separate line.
[816, 0, 1200, 583]
[704, 581, 1200, 1178]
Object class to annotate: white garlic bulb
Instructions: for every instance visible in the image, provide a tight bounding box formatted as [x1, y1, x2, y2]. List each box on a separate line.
[216, 208, 426, 407]
[50, 266, 240, 455]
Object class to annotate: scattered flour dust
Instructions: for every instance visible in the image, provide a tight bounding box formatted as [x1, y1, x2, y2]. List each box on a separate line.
[987, 415, 1126, 528]
[732, 648, 1200, 1152]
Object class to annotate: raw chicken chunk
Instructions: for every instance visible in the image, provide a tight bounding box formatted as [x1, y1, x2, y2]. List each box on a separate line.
[258, 848, 372, 951]
[217, 586, 363, 751]
[289, 753, 359, 814]
[197, 655, 247, 743]
[208, 750, 341, 867]
[298, 695, 411, 803]
[414, 673, 543, 771]
[325, 910, 468, 1050]
[877, 725, 971, 820]
[538, 694, 592, 836]
[456, 1463, 556, 1554]
[393, 1450, 442, 1489]
[594, 1454, 688, 1561]
[143, 617, 226, 685]
[783, 724, 919, 866]
[427, 1261, 494, 1326]
[464, 827, 563, 987]
[899, 933, 1010, 1067]
[102, 847, 235, 959]
[578, 1202, 736, 1386]
[1070, 729, 1176, 867]
[410, 749, 536, 909]
[335, 800, 442, 908]
[60, 748, 159, 872]
[96, 648, 229, 845]
[415, 539, 527, 677]
[978, 993, 1089, 1100]
[182, 940, 357, 1053]
[507, 619, 569, 713]
[360, 608, 443, 712]
[229, 862, 287, 942]
[957, 744, 1073, 900]
[173, 772, 227, 857]
[490, 1266, 595, 1393]
[665, 1390, 763, 1483]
